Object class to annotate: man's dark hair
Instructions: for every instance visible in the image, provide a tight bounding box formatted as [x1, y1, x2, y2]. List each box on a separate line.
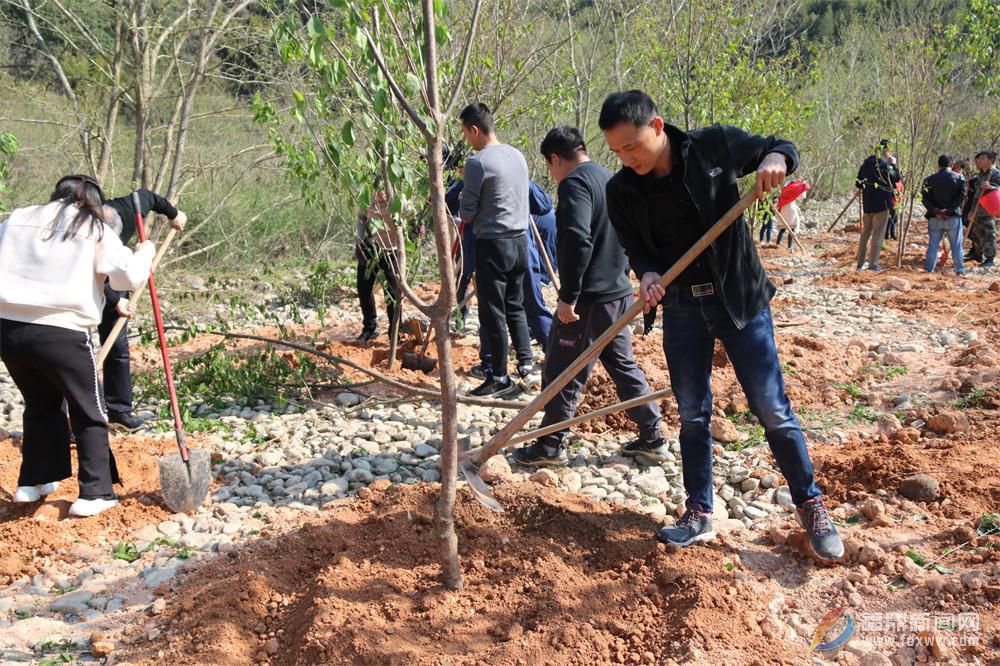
[459, 102, 495, 134]
[598, 90, 658, 130]
[540, 126, 587, 161]
[879, 138, 891, 148]
[955, 159, 969, 170]
[975, 150, 997, 162]
[938, 154, 953, 168]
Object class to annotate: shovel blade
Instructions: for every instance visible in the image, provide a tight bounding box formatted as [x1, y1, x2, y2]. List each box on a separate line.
[457, 436, 504, 513]
[158, 448, 211, 512]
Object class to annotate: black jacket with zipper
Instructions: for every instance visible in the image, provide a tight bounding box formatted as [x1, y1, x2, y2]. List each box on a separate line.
[606, 122, 798, 330]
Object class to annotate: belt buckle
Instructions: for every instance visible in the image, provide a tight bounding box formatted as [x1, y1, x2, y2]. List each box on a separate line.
[691, 283, 714, 297]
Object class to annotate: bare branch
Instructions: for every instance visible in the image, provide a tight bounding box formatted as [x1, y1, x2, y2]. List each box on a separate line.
[443, 0, 483, 118]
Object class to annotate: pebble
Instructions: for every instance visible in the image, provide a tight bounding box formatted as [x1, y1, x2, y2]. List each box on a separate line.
[50, 590, 94, 615]
[899, 474, 940, 502]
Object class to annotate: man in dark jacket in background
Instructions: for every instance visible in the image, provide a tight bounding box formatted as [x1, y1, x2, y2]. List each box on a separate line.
[599, 90, 843, 563]
[854, 140, 899, 271]
[964, 150, 1000, 268]
[921, 154, 967, 275]
[101, 188, 187, 429]
[511, 126, 665, 467]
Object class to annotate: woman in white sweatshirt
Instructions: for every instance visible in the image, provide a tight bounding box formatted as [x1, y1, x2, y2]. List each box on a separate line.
[0, 175, 154, 517]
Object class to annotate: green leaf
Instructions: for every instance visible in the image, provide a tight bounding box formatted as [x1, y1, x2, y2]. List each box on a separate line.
[404, 73, 421, 97]
[374, 88, 388, 115]
[341, 121, 355, 147]
[306, 15, 324, 39]
[389, 195, 403, 214]
[904, 549, 926, 566]
[354, 26, 367, 50]
[930, 563, 955, 574]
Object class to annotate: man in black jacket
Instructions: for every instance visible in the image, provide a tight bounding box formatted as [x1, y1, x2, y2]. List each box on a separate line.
[854, 141, 899, 271]
[964, 150, 1000, 267]
[511, 126, 666, 467]
[921, 155, 967, 275]
[101, 189, 187, 429]
[599, 90, 842, 563]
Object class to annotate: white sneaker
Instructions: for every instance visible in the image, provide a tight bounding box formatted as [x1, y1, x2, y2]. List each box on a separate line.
[69, 497, 119, 517]
[11, 481, 60, 503]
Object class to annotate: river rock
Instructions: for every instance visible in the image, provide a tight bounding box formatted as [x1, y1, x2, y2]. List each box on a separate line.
[899, 474, 940, 502]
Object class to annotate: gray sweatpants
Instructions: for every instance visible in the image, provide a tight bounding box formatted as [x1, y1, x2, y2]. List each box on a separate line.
[538, 295, 662, 446]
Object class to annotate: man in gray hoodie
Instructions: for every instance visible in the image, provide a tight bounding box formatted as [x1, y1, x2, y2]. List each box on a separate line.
[459, 102, 533, 398]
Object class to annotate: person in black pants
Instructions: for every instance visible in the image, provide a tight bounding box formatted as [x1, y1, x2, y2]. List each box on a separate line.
[0, 175, 154, 517]
[511, 126, 666, 467]
[355, 191, 402, 342]
[459, 102, 533, 398]
[89, 187, 186, 429]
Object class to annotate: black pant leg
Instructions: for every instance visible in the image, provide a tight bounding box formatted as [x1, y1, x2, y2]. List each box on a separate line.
[475, 238, 511, 377]
[505, 235, 534, 367]
[356, 244, 379, 331]
[378, 251, 402, 328]
[98, 296, 133, 414]
[1, 320, 73, 487]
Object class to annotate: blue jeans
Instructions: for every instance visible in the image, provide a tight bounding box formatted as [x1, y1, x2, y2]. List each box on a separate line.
[660, 293, 821, 511]
[925, 216, 965, 274]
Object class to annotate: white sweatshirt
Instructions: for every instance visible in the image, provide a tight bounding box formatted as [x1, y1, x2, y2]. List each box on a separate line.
[0, 201, 154, 332]
[778, 201, 802, 233]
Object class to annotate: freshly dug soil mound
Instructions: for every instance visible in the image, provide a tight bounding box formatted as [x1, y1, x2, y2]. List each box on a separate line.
[0, 433, 181, 584]
[123, 483, 805, 665]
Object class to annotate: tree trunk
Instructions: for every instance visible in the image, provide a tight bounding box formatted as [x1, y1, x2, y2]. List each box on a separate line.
[421, 0, 463, 590]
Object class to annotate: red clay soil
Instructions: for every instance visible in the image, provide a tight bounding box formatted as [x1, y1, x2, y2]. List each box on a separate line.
[0, 433, 186, 585]
[121, 482, 806, 666]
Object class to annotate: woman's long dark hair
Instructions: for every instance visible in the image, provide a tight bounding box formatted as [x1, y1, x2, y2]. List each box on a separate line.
[48, 174, 106, 240]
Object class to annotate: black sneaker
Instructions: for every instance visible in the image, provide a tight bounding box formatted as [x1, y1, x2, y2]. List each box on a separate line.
[108, 411, 144, 430]
[621, 437, 670, 464]
[469, 364, 489, 379]
[357, 328, 379, 343]
[656, 504, 715, 547]
[966, 252, 981, 262]
[469, 375, 520, 399]
[511, 440, 568, 467]
[981, 258, 996, 268]
[795, 497, 845, 562]
[516, 364, 534, 378]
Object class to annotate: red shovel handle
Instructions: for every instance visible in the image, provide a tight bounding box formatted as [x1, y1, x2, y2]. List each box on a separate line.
[131, 192, 188, 462]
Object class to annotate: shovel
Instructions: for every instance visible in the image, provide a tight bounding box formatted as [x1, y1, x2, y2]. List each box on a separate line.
[130, 192, 210, 512]
[460, 190, 757, 512]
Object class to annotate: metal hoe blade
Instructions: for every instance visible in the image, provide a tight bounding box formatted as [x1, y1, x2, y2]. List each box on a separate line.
[458, 436, 504, 513]
[158, 448, 211, 512]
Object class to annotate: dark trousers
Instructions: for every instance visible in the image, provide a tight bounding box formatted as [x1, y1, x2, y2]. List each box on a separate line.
[539, 296, 662, 446]
[775, 228, 793, 249]
[356, 242, 401, 332]
[458, 223, 551, 363]
[1, 319, 120, 497]
[660, 294, 820, 512]
[98, 294, 133, 414]
[885, 206, 898, 240]
[758, 218, 773, 243]
[475, 234, 533, 377]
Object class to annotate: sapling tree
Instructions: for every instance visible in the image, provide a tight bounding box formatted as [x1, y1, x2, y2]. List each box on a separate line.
[265, 0, 483, 589]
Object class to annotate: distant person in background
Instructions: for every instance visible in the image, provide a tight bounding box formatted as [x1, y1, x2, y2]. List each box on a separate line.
[964, 150, 1000, 268]
[921, 154, 966, 276]
[355, 190, 402, 343]
[758, 212, 774, 246]
[775, 180, 809, 250]
[0, 176, 154, 517]
[854, 139, 899, 271]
